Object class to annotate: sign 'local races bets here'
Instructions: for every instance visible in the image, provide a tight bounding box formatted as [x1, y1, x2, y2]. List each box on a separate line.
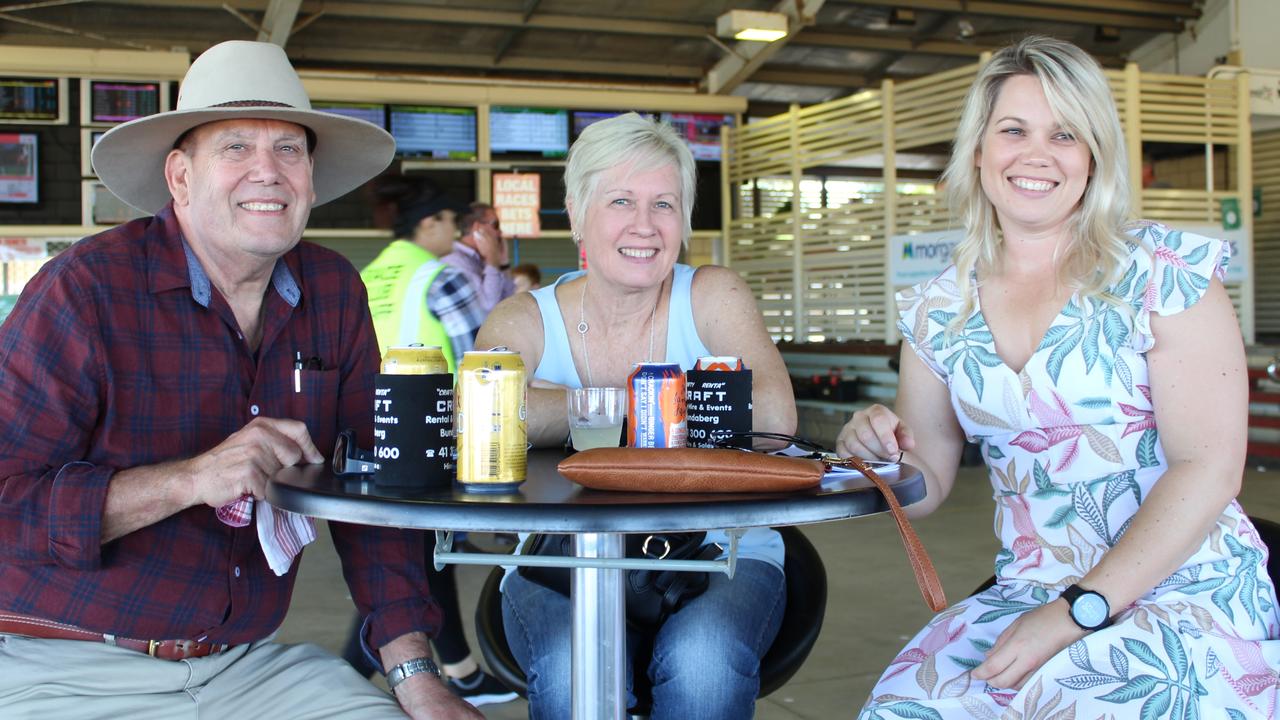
[493, 173, 541, 238]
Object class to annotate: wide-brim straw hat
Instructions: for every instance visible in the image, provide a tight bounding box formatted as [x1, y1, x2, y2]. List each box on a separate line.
[92, 40, 395, 214]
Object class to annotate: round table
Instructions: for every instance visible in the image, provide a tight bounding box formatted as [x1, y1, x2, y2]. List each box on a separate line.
[268, 449, 926, 719]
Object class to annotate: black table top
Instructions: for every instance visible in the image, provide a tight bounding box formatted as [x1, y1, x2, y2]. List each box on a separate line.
[266, 450, 927, 534]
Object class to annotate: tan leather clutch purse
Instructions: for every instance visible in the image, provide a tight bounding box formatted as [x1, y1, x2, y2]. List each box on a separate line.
[557, 447, 824, 493]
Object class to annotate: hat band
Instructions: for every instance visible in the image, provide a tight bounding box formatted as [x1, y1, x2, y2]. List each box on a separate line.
[207, 100, 298, 109]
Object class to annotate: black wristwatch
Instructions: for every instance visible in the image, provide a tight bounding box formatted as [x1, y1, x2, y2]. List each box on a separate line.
[1060, 584, 1113, 631]
[386, 656, 442, 691]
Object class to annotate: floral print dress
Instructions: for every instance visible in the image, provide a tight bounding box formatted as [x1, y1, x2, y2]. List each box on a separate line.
[860, 223, 1280, 720]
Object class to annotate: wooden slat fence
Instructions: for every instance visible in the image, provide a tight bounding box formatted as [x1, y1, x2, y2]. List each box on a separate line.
[724, 61, 1254, 344]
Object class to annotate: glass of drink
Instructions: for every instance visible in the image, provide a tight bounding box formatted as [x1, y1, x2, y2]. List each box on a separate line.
[567, 387, 626, 451]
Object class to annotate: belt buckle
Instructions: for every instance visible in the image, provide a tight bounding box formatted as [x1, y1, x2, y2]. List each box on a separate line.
[147, 639, 159, 657]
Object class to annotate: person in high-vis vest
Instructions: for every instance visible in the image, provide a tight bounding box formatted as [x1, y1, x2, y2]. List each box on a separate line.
[359, 181, 485, 372]
[349, 179, 516, 708]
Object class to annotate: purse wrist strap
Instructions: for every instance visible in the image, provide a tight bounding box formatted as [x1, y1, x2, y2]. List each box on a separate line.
[843, 456, 948, 612]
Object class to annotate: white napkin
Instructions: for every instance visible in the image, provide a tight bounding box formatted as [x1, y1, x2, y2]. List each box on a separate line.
[216, 495, 317, 576]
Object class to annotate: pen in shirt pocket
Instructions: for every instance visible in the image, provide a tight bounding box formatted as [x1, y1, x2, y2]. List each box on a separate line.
[293, 351, 323, 393]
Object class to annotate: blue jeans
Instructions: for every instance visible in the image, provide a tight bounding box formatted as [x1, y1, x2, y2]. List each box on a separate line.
[502, 559, 785, 720]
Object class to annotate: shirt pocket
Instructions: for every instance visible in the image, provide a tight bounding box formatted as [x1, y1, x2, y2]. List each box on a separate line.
[289, 368, 341, 454]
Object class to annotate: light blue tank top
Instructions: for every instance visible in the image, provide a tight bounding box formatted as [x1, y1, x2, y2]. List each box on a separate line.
[523, 263, 784, 570]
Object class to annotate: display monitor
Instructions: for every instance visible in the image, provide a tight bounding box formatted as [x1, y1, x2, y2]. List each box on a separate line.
[82, 180, 146, 225]
[489, 106, 569, 157]
[0, 133, 38, 204]
[80, 129, 107, 177]
[388, 105, 476, 160]
[312, 101, 387, 129]
[81, 80, 168, 125]
[0, 77, 66, 124]
[571, 110, 654, 139]
[660, 112, 734, 161]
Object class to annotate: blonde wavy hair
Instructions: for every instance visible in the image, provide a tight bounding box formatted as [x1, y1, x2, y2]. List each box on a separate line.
[943, 35, 1133, 327]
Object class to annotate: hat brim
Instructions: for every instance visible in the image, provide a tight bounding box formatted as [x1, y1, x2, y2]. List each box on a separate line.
[92, 106, 397, 215]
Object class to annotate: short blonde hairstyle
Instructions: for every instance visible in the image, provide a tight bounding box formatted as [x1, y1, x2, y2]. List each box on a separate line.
[943, 35, 1132, 323]
[563, 112, 696, 245]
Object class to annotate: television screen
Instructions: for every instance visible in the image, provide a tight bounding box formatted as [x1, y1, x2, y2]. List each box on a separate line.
[389, 105, 476, 160]
[86, 80, 165, 124]
[83, 180, 146, 225]
[660, 112, 734, 161]
[80, 129, 106, 177]
[490, 106, 569, 157]
[0, 78, 62, 123]
[312, 101, 386, 129]
[0, 133, 37, 203]
[571, 110, 655, 139]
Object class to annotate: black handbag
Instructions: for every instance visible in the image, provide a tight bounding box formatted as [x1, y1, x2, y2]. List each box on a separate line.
[518, 532, 722, 628]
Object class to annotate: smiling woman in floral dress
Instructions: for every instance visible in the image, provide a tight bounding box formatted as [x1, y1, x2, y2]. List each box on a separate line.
[840, 35, 1279, 719]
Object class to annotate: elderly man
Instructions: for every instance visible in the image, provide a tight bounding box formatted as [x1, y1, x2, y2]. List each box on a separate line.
[0, 41, 479, 719]
[444, 201, 517, 316]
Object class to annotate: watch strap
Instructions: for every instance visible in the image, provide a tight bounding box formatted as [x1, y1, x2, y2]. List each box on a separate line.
[386, 656, 441, 690]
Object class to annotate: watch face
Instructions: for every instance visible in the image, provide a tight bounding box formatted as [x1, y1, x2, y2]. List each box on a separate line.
[1071, 592, 1109, 628]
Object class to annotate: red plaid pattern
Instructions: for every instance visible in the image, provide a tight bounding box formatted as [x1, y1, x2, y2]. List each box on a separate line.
[0, 205, 440, 648]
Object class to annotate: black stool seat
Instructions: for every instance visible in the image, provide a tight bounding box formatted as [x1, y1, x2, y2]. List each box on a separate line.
[474, 525, 827, 712]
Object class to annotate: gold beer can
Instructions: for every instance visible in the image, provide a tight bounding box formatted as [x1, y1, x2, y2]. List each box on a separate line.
[456, 349, 526, 492]
[381, 344, 449, 375]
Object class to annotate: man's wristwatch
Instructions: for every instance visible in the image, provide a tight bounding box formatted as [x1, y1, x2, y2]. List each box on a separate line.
[1061, 584, 1113, 631]
[386, 656, 442, 691]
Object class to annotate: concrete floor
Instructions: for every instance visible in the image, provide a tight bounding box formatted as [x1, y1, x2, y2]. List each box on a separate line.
[277, 466, 1280, 719]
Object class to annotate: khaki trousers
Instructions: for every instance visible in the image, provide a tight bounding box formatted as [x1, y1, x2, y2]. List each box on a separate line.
[0, 632, 407, 719]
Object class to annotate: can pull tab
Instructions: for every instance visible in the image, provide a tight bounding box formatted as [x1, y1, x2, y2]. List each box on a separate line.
[486, 346, 510, 352]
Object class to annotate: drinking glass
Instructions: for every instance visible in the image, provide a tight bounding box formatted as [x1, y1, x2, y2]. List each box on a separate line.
[567, 387, 626, 450]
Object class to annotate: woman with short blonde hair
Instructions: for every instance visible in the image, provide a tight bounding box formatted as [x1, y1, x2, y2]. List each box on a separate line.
[478, 113, 797, 719]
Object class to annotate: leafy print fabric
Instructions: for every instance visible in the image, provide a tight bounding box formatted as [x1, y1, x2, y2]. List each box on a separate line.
[860, 224, 1280, 719]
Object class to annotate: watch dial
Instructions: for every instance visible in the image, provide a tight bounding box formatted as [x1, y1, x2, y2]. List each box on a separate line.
[1072, 592, 1109, 627]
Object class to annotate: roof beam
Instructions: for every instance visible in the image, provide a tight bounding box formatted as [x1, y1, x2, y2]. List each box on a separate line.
[795, 28, 1122, 65]
[1012, 0, 1197, 18]
[796, 29, 990, 56]
[288, 46, 704, 81]
[258, 0, 301, 46]
[703, 0, 828, 95]
[752, 65, 876, 88]
[108, 0, 711, 38]
[827, 1, 1186, 32]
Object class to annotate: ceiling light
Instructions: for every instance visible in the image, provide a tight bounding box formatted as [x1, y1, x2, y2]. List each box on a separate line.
[1095, 25, 1121, 43]
[889, 8, 916, 27]
[716, 10, 789, 42]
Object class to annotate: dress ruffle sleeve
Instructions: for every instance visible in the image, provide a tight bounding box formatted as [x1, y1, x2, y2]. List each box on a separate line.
[1125, 222, 1231, 353]
[894, 268, 959, 383]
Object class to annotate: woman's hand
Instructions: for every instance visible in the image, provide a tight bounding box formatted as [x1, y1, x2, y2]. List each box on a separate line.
[836, 403, 916, 461]
[971, 600, 1087, 690]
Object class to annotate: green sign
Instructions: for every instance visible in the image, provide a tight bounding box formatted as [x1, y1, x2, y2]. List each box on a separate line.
[1220, 197, 1242, 230]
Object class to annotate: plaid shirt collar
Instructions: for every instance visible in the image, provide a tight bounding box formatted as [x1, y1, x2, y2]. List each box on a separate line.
[145, 202, 302, 310]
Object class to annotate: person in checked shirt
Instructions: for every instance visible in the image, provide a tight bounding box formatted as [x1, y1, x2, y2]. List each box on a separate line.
[0, 41, 479, 719]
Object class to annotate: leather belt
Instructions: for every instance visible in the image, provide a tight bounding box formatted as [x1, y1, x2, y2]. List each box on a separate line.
[0, 613, 228, 661]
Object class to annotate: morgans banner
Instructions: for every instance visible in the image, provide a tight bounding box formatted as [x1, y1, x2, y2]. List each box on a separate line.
[888, 230, 961, 286]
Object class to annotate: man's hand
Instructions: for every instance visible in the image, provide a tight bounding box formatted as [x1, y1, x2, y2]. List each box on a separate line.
[393, 673, 484, 720]
[181, 417, 323, 509]
[970, 599, 1087, 690]
[472, 226, 508, 268]
[101, 417, 324, 543]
